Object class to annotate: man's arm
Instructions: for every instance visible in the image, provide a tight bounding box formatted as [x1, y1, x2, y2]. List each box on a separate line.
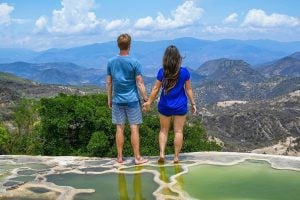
[136, 75, 148, 101]
[106, 75, 112, 108]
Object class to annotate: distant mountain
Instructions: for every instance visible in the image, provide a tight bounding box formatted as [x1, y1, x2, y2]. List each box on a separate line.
[290, 52, 300, 60]
[266, 77, 300, 98]
[239, 39, 300, 54]
[196, 58, 228, 76]
[193, 58, 300, 105]
[204, 59, 264, 83]
[0, 48, 37, 63]
[0, 62, 105, 86]
[32, 42, 116, 68]
[202, 90, 300, 152]
[258, 52, 300, 77]
[0, 72, 102, 121]
[1, 38, 299, 77]
[194, 59, 266, 104]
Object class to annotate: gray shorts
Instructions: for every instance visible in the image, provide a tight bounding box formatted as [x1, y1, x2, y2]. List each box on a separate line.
[112, 102, 142, 125]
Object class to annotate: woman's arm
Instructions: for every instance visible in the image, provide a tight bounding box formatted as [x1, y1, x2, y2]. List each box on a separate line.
[185, 80, 197, 114]
[143, 80, 161, 111]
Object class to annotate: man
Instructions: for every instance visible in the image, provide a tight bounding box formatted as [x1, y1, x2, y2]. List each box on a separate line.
[106, 33, 148, 165]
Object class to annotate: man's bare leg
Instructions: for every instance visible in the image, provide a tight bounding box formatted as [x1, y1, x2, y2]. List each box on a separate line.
[130, 124, 148, 165]
[116, 124, 125, 163]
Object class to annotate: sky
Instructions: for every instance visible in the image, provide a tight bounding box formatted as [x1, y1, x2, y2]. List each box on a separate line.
[0, 0, 299, 50]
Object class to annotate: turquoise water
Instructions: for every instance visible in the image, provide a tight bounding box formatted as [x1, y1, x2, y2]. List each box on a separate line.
[46, 171, 158, 200]
[177, 160, 300, 200]
[1, 156, 300, 200]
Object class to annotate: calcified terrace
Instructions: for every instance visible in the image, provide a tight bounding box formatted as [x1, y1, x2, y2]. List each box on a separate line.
[0, 152, 300, 200]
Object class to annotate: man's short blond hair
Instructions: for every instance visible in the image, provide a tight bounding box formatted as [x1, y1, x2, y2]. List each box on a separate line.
[117, 33, 131, 50]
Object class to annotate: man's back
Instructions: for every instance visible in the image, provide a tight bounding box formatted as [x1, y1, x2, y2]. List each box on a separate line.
[107, 55, 142, 103]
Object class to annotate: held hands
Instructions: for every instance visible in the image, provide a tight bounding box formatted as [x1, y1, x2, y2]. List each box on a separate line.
[142, 101, 151, 112]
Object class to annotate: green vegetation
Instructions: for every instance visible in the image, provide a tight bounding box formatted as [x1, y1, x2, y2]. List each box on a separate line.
[0, 124, 9, 154]
[0, 72, 33, 84]
[1, 93, 220, 156]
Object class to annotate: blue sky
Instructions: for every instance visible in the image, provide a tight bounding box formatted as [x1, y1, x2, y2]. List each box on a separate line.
[0, 0, 299, 50]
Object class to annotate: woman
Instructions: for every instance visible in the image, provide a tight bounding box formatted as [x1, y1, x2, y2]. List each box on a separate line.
[143, 45, 197, 163]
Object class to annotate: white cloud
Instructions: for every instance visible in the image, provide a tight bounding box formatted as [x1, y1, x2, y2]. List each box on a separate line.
[37, 0, 132, 34]
[223, 13, 238, 24]
[104, 19, 130, 31]
[0, 3, 14, 25]
[35, 16, 47, 31]
[135, 0, 203, 30]
[242, 9, 300, 27]
[48, 0, 99, 33]
[134, 16, 154, 29]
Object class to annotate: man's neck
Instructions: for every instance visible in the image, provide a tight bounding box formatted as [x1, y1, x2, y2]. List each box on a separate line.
[119, 50, 129, 56]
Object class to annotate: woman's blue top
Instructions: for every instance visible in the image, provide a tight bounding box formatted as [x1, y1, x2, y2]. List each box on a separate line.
[156, 67, 190, 116]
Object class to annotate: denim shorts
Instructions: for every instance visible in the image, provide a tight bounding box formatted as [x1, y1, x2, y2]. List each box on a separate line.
[112, 101, 142, 125]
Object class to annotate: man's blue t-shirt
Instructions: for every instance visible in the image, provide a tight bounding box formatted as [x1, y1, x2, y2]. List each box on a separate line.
[107, 55, 142, 104]
[157, 67, 190, 116]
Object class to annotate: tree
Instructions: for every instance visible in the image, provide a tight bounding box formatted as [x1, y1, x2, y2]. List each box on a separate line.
[0, 124, 9, 154]
[87, 131, 109, 156]
[39, 93, 115, 156]
[13, 98, 39, 135]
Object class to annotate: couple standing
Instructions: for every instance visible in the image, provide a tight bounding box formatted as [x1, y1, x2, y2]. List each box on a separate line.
[106, 33, 197, 165]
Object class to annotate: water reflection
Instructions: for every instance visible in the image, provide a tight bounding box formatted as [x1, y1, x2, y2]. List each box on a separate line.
[118, 166, 145, 200]
[174, 164, 184, 191]
[158, 164, 184, 197]
[118, 173, 129, 200]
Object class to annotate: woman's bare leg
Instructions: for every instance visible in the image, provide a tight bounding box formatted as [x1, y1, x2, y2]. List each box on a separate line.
[159, 114, 171, 162]
[173, 115, 186, 163]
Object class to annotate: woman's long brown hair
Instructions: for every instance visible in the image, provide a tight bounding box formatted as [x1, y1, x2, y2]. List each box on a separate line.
[162, 45, 182, 95]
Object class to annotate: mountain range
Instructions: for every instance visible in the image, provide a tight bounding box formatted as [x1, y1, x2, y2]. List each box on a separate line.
[0, 62, 105, 86]
[193, 53, 300, 105]
[0, 37, 299, 153]
[1, 37, 300, 76]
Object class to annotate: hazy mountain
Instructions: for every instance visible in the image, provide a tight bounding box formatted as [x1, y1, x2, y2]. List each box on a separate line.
[258, 52, 300, 77]
[0, 62, 105, 86]
[290, 52, 300, 60]
[0, 48, 37, 63]
[32, 42, 116, 68]
[1, 38, 299, 77]
[240, 39, 300, 54]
